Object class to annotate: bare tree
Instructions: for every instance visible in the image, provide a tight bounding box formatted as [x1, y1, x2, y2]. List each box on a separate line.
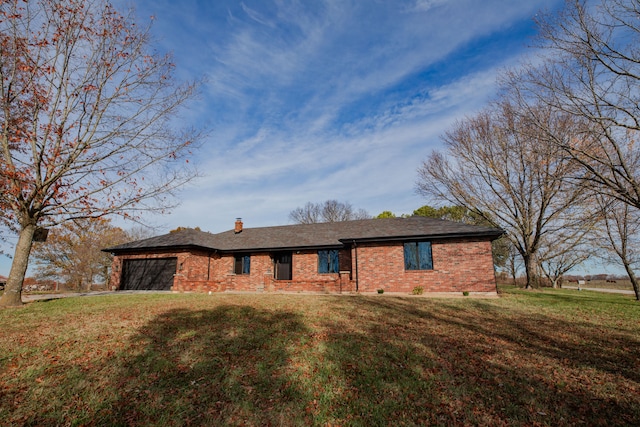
[538, 236, 593, 288]
[289, 200, 370, 224]
[594, 195, 640, 300]
[290, 202, 322, 224]
[417, 98, 594, 289]
[31, 218, 129, 290]
[505, 243, 523, 286]
[124, 225, 157, 242]
[0, 0, 200, 306]
[519, 0, 640, 210]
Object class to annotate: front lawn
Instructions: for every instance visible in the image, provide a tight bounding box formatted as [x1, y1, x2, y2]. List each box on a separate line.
[0, 288, 638, 426]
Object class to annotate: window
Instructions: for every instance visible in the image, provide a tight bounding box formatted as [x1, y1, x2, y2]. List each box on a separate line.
[318, 249, 339, 273]
[234, 255, 250, 275]
[403, 242, 433, 270]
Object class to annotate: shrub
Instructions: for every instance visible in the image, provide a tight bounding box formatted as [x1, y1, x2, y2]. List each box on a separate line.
[377, 289, 384, 294]
[412, 286, 424, 295]
[463, 291, 470, 296]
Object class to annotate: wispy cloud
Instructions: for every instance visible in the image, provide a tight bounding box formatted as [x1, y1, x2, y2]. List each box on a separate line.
[411, 0, 450, 13]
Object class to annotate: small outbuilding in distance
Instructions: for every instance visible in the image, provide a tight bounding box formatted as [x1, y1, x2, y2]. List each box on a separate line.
[103, 216, 503, 295]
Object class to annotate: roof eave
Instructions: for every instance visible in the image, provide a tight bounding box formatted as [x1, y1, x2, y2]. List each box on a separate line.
[340, 230, 504, 244]
[103, 244, 217, 254]
[218, 243, 344, 253]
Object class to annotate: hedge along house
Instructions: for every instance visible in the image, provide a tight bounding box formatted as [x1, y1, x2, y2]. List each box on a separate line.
[104, 216, 503, 294]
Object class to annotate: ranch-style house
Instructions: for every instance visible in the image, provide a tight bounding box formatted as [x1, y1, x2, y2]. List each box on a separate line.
[104, 216, 503, 294]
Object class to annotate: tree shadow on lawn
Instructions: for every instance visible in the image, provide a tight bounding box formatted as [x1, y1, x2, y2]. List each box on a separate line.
[17, 297, 637, 426]
[104, 305, 315, 426]
[320, 297, 640, 426]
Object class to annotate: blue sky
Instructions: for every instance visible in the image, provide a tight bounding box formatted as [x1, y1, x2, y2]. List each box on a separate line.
[2, 0, 570, 276]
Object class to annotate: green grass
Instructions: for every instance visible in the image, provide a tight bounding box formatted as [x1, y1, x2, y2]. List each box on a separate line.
[567, 279, 635, 291]
[0, 288, 638, 426]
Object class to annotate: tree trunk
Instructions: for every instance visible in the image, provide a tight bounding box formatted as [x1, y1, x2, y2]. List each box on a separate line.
[523, 254, 538, 289]
[622, 262, 640, 302]
[508, 255, 518, 286]
[0, 224, 37, 307]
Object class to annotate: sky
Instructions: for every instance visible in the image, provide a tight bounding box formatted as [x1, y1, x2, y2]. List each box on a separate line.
[1, 0, 574, 276]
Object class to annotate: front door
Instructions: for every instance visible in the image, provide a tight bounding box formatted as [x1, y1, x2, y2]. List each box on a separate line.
[274, 252, 292, 280]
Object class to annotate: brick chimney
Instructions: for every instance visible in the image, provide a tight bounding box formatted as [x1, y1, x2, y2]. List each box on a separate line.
[234, 218, 243, 234]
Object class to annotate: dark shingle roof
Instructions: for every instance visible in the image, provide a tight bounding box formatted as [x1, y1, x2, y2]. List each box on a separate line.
[104, 217, 503, 254]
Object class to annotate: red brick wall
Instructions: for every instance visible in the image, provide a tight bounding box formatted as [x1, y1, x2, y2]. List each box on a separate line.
[175, 252, 274, 292]
[110, 237, 497, 294]
[354, 239, 497, 293]
[266, 250, 348, 293]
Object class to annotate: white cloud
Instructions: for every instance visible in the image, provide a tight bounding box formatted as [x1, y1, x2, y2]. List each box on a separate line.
[412, 0, 450, 12]
[240, 2, 276, 27]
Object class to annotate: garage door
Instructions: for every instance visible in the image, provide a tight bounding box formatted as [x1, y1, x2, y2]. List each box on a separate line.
[121, 258, 177, 290]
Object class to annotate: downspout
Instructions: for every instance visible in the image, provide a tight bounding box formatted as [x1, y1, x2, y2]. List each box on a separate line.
[208, 250, 218, 281]
[207, 251, 212, 281]
[353, 240, 359, 292]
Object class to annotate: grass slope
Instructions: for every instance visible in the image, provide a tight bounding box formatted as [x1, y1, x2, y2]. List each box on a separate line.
[0, 288, 638, 426]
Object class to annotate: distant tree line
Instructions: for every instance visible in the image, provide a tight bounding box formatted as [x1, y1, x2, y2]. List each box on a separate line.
[289, 200, 370, 224]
